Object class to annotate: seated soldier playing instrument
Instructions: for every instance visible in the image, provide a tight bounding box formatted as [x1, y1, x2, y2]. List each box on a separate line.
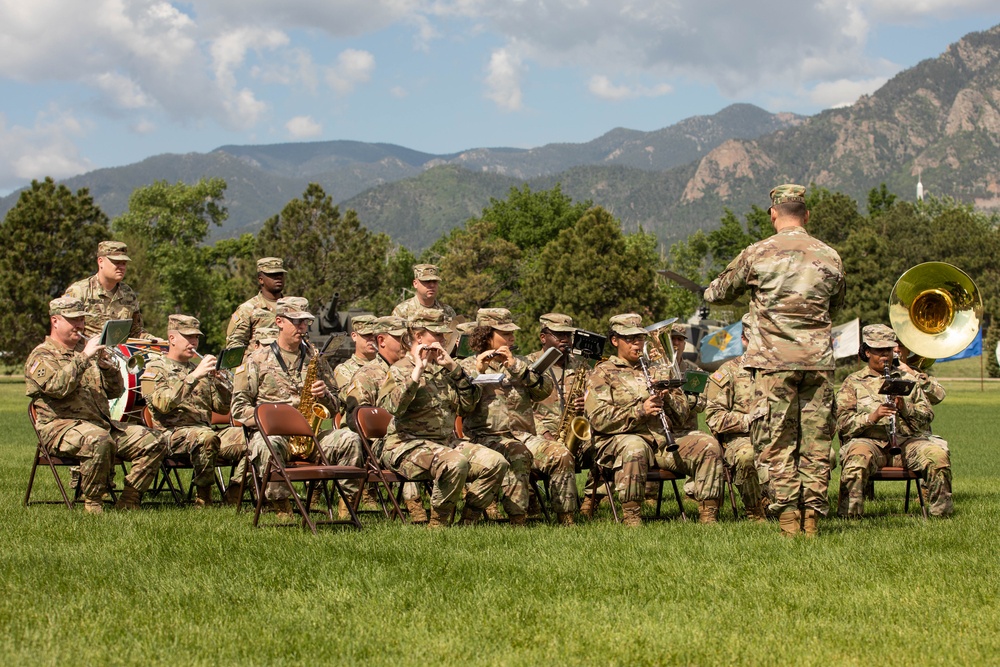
[376, 308, 508, 527]
[835, 324, 953, 518]
[25, 297, 169, 513]
[461, 309, 577, 525]
[230, 297, 364, 520]
[585, 313, 724, 526]
[141, 314, 247, 507]
[704, 319, 766, 521]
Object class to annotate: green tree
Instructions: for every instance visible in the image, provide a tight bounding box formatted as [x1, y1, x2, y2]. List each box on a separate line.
[805, 187, 865, 246]
[0, 178, 109, 363]
[482, 183, 592, 251]
[113, 178, 228, 345]
[205, 233, 259, 345]
[705, 206, 770, 275]
[357, 244, 418, 316]
[438, 219, 522, 318]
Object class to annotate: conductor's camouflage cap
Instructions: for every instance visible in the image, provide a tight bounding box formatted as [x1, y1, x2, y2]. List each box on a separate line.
[257, 257, 287, 273]
[408, 307, 451, 333]
[609, 313, 646, 337]
[412, 264, 441, 281]
[862, 324, 897, 349]
[769, 184, 807, 208]
[351, 314, 378, 336]
[372, 316, 407, 337]
[539, 313, 575, 333]
[168, 314, 202, 336]
[275, 297, 313, 320]
[49, 296, 88, 318]
[476, 308, 520, 332]
[669, 323, 688, 339]
[97, 241, 131, 261]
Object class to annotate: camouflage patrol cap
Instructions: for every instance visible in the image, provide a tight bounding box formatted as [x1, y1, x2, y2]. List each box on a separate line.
[862, 324, 897, 349]
[372, 316, 407, 337]
[167, 314, 202, 336]
[253, 325, 279, 344]
[669, 323, 688, 339]
[351, 314, 378, 336]
[97, 241, 131, 261]
[413, 264, 441, 281]
[256, 257, 287, 274]
[409, 307, 451, 333]
[476, 308, 520, 332]
[49, 296, 88, 318]
[609, 313, 646, 337]
[769, 184, 807, 209]
[539, 313, 575, 333]
[275, 297, 313, 320]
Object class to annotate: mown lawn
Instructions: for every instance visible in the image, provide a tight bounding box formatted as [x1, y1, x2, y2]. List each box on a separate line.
[1, 378, 998, 666]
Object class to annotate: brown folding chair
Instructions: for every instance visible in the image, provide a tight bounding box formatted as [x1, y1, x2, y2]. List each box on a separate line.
[584, 464, 688, 522]
[143, 405, 195, 505]
[25, 403, 79, 509]
[352, 406, 407, 522]
[252, 402, 367, 533]
[870, 465, 928, 519]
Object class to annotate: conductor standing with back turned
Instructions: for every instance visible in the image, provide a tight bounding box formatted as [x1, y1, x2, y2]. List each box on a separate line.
[704, 184, 845, 537]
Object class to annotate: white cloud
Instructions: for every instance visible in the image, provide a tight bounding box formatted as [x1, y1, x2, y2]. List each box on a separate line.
[92, 72, 154, 109]
[588, 75, 672, 101]
[0, 108, 93, 189]
[390, 85, 408, 98]
[484, 47, 523, 111]
[808, 76, 891, 108]
[861, 0, 1000, 19]
[285, 115, 323, 138]
[131, 119, 157, 134]
[325, 49, 376, 95]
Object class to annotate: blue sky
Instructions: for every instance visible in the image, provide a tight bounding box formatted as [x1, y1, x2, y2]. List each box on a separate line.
[1, 1, 999, 193]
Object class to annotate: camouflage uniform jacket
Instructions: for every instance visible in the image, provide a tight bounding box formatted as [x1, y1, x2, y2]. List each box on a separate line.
[459, 354, 553, 437]
[25, 336, 124, 444]
[703, 227, 845, 371]
[231, 343, 338, 424]
[526, 351, 590, 440]
[585, 355, 690, 448]
[704, 356, 756, 443]
[225, 292, 277, 350]
[343, 354, 391, 427]
[678, 358, 707, 432]
[391, 297, 456, 321]
[64, 274, 149, 339]
[836, 366, 933, 443]
[333, 353, 368, 402]
[913, 370, 946, 406]
[141, 356, 232, 429]
[377, 356, 479, 464]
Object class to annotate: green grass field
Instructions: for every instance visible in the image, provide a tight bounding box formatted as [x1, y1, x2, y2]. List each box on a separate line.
[1, 378, 998, 666]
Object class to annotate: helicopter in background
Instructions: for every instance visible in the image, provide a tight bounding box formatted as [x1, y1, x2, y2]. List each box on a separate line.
[658, 269, 740, 371]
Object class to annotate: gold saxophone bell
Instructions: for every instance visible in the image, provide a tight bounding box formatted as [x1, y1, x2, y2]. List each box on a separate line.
[563, 416, 591, 455]
[889, 262, 982, 362]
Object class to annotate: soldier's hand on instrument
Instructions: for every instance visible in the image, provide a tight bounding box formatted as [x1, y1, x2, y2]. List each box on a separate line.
[83, 336, 106, 360]
[573, 396, 586, 413]
[496, 346, 516, 369]
[640, 394, 663, 418]
[475, 349, 502, 373]
[427, 342, 456, 371]
[309, 380, 328, 399]
[868, 403, 897, 424]
[190, 354, 217, 380]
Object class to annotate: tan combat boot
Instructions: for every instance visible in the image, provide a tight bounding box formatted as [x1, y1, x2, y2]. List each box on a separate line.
[621, 501, 642, 527]
[459, 506, 484, 526]
[83, 499, 103, 514]
[484, 500, 503, 521]
[194, 485, 213, 509]
[114, 486, 141, 511]
[579, 494, 602, 519]
[272, 498, 294, 521]
[427, 504, 454, 528]
[223, 484, 242, 506]
[405, 498, 428, 524]
[557, 512, 575, 526]
[526, 492, 542, 518]
[746, 499, 767, 524]
[778, 509, 801, 537]
[338, 493, 361, 520]
[802, 509, 819, 538]
[509, 513, 527, 526]
[698, 498, 720, 524]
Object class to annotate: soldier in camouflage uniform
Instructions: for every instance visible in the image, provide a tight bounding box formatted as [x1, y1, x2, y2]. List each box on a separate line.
[896, 341, 947, 406]
[230, 297, 364, 519]
[835, 324, 953, 517]
[333, 314, 378, 403]
[585, 314, 724, 526]
[225, 257, 287, 358]
[63, 241, 156, 340]
[704, 184, 845, 537]
[25, 297, 168, 513]
[391, 264, 457, 321]
[377, 308, 507, 527]
[704, 321, 766, 521]
[461, 309, 577, 525]
[141, 314, 247, 507]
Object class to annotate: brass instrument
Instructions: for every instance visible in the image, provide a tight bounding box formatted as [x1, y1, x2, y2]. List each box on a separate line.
[889, 262, 982, 364]
[288, 345, 331, 460]
[556, 363, 591, 455]
[637, 319, 683, 453]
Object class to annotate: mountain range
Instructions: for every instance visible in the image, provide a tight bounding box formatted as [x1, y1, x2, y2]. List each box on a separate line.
[3, 23, 999, 251]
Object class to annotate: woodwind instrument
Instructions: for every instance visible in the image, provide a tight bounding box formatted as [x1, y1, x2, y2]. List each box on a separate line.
[288, 344, 330, 459]
[556, 365, 591, 455]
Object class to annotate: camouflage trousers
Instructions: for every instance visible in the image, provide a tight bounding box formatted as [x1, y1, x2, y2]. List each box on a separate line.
[383, 439, 507, 512]
[251, 426, 364, 501]
[653, 430, 724, 502]
[751, 370, 835, 516]
[165, 426, 220, 488]
[838, 436, 953, 517]
[52, 420, 168, 501]
[595, 434, 654, 504]
[217, 426, 248, 486]
[472, 433, 533, 517]
[521, 433, 578, 514]
[722, 436, 762, 511]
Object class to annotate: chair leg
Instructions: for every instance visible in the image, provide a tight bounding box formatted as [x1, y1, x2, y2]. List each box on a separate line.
[724, 465, 739, 519]
[24, 449, 40, 507]
[333, 481, 363, 530]
[531, 478, 551, 523]
[904, 478, 911, 513]
[602, 472, 620, 523]
[654, 479, 664, 518]
[671, 480, 687, 522]
[914, 477, 928, 520]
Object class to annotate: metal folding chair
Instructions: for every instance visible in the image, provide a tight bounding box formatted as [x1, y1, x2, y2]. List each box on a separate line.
[352, 406, 408, 522]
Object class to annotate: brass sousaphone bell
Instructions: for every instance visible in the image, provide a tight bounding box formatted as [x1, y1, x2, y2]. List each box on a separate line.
[889, 262, 982, 363]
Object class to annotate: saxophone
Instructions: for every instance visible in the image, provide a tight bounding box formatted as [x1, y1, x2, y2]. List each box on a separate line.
[288, 345, 331, 460]
[556, 362, 591, 455]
